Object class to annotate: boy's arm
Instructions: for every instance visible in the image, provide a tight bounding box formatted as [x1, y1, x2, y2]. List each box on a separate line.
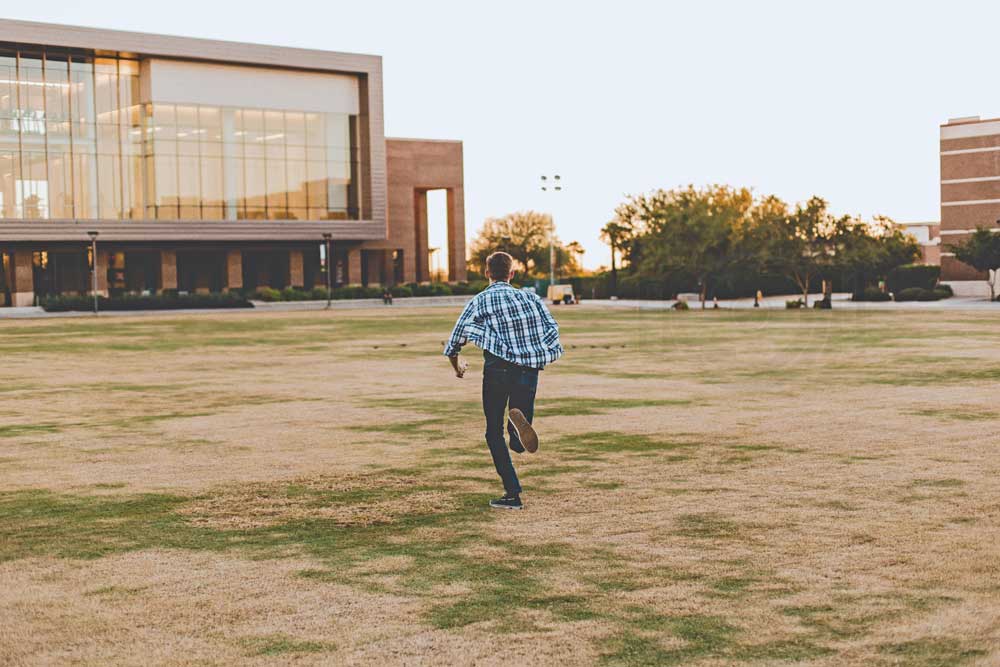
[533, 295, 564, 358]
[444, 298, 478, 377]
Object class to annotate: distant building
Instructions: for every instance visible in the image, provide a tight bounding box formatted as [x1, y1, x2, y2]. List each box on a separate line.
[0, 19, 465, 307]
[898, 221, 940, 266]
[939, 116, 1000, 297]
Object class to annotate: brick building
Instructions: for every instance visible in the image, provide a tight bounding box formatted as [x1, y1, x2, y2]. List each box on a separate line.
[0, 18, 465, 307]
[940, 116, 1000, 296]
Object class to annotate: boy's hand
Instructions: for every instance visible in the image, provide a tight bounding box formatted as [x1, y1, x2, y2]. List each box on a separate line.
[449, 355, 468, 379]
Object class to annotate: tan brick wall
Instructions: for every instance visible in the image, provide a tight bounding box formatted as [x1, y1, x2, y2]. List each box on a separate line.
[288, 250, 304, 288]
[942, 180, 1000, 202]
[10, 249, 34, 306]
[225, 250, 243, 290]
[940, 151, 1000, 181]
[941, 254, 987, 281]
[94, 249, 109, 296]
[940, 203, 1000, 231]
[160, 250, 177, 291]
[384, 139, 466, 284]
[941, 135, 1000, 151]
[347, 248, 362, 285]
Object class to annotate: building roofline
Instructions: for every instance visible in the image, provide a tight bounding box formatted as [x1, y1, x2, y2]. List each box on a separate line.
[0, 17, 381, 75]
[941, 115, 1000, 127]
[386, 137, 463, 144]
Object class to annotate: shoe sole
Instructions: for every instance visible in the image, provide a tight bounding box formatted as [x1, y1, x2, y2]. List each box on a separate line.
[508, 408, 538, 453]
[489, 503, 524, 510]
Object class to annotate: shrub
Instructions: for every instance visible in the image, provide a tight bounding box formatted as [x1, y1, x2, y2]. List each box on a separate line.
[895, 287, 949, 302]
[672, 299, 689, 310]
[894, 287, 924, 301]
[854, 287, 892, 302]
[40, 292, 251, 312]
[936, 284, 953, 297]
[310, 287, 330, 300]
[255, 287, 281, 302]
[786, 299, 804, 309]
[887, 264, 940, 293]
[390, 285, 413, 298]
[280, 287, 312, 301]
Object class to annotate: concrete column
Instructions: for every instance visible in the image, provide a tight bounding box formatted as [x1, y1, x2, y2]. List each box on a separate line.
[347, 248, 362, 286]
[93, 249, 109, 296]
[225, 250, 243, 290]
[447, 187, 467, 282]
[414, 190, 429, 282]
[383, 250, 396, 286]
[365, 250, 383, 286]
[160, 250, 178, 292]
[403, 247, 417, 284]
[288, 250, 304, 288]
[10, 249, 34, 307]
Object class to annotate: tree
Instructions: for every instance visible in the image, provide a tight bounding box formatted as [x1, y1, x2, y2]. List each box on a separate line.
[531, 239, 584, 279]
[764, 196, 847, 307]
[599, 220, 632, 295]
[615, 185, 756, 308]
[950, 227, 1000, 300]
[469, 211, 583, 279]
[838, 216, 919, 298]
[469, 211, 552, 276]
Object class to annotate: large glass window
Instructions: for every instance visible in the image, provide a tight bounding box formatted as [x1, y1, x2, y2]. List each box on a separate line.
[0, 44, 362, 222]
[0, 47, 141, 220]
[146, 102, 360, 221]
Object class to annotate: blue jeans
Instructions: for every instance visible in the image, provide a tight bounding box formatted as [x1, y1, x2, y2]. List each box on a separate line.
[482, 351, 539, 496]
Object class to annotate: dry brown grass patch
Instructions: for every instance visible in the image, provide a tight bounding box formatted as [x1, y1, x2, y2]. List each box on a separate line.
[177, 473, 454, 529]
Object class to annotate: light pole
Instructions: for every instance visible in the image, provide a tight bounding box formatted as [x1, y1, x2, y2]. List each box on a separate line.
[87, 230, 99, 315]
[540, 174, 561, 288]
[322, 232, 333, 309]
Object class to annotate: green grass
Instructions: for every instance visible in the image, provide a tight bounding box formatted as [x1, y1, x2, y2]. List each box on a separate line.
[535, 397, 693, 416]
[554, 431, 700, 456]
[878, 638, 987, 666]
[240, 634, 335, 656]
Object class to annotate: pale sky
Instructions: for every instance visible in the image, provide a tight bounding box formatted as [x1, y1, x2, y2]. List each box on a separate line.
[6, 1, 1000, 268]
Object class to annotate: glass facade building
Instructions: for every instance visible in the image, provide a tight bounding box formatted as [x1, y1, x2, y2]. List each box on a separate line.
[0, 46, 361, 222]
[0, 18, 465, 308]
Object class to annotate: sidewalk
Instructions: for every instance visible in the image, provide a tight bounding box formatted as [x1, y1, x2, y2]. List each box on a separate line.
[0, 295, 474, 320]
[580, 293, 998, 311]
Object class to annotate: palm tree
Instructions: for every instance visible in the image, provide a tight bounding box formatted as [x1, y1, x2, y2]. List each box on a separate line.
[600, 221, 629, 296]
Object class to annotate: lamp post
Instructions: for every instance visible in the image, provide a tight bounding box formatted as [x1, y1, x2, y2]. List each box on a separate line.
[322, 232, 333, 309]
[540, 174, 561, 288]
[87, 230, 99, 315]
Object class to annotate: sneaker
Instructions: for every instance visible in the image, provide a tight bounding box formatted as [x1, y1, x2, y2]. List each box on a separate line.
[489, 494, 524, 510]
[507, 409, 538, 454]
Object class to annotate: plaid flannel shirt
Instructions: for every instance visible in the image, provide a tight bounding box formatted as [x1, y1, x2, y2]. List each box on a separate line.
[443, 282, 563, 369]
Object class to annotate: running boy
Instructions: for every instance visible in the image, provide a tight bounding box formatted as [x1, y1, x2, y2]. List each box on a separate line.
[443, 251, 564, 510]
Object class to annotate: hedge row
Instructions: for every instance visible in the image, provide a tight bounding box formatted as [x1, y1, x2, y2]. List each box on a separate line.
[853, 287, 892, 302]
[886, 264, 941, 293]
[894, 286, 952, 302]
[40, 292, 252, 312]
[252, 281, 487, 302]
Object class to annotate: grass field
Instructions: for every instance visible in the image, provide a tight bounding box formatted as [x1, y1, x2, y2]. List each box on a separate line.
[1, 306, 999, 666]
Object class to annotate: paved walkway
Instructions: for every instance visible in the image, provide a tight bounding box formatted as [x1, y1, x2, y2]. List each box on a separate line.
[2, 292, 996, 320]
[0, 295, 475, 320]
[582, 293, 998, 311]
